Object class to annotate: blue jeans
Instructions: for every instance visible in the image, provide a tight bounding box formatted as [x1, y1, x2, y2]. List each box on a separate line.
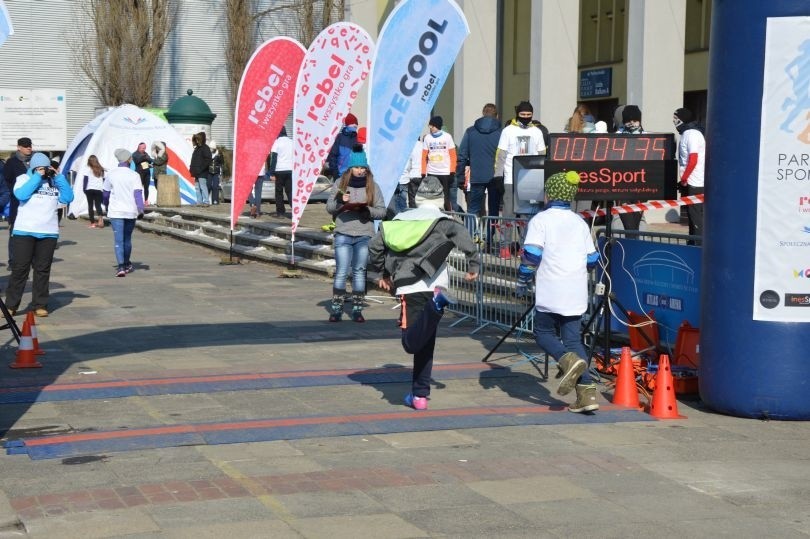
[333, 233, 369, 293]
[532, 309, 591, 384]
[468, 180, 502, 246]
[449, 175, 462, 212]
[110, 218, 136, 269]
[394, 184, 408, 215]
[249, 176, 264, 214]
[209, 174, 221, 204]
[468, 179, 501, 217]
[195, 177, 209, 204]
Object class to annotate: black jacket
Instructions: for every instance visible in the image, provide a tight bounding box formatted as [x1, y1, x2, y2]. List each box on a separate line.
[3, 154, 27, 225]
[132, 150, 153, 183]
[189, 145, 212, 179]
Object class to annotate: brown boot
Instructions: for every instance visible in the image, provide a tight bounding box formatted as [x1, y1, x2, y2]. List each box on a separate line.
[250, 205, 258, 218]
[556, 352, 586, 396]
[569, 384, 600, 413]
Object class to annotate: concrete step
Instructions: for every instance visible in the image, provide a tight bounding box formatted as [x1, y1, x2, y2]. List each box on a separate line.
[136, 208, 336, 277]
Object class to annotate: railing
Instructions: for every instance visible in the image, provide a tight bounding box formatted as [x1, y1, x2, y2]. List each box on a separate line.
[443, 212, 696, 341]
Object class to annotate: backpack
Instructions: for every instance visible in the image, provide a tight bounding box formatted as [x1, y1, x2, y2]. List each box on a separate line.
[208, 154, 220, 176]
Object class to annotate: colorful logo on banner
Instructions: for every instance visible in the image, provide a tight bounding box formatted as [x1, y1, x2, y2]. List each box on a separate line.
[367, 0, 469, 206]
[754, 17, 810, 322]
[165, 147, 196, 204]
[599, 238, 702, 346]
[231, 37, 305, 230]
[291, 22, 374, 235]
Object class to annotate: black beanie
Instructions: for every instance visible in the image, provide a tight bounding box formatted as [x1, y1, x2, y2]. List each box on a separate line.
[429, 115, 443, 129]
[515, 101, 533, 114]
[674, 108, 693, 124]
[622, 105, 642, 123]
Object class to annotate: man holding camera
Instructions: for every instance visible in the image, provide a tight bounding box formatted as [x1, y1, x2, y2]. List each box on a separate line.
[5, 152, 74, 317]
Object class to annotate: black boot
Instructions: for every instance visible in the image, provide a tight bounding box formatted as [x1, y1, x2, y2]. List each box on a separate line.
[351, 293, 365, 323]
[329, 289, 345, 322]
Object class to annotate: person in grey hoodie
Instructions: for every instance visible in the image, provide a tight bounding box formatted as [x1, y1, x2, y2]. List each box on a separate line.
[325, 147, 387, 322]
[368, 176, 480, 410]
[456, 103, 503, 217]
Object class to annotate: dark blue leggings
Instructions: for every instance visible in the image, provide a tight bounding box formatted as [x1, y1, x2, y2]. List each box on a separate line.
[400, 292, 443, 398]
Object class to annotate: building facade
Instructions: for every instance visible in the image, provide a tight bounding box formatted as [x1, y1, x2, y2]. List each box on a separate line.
[0, 0, 710, 154]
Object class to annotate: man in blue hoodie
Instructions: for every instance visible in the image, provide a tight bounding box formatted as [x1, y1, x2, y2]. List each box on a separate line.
[456, 103, 502, 218]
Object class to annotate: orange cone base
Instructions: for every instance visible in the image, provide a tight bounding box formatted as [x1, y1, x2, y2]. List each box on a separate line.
[648, 354, 686, 419]
[10, 358, 42, 369]
[613, 347, 641, 408]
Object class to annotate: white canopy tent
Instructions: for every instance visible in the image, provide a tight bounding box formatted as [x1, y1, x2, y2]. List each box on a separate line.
[61, 104, 195, 217]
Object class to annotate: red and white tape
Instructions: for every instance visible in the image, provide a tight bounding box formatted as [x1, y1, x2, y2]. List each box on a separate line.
[578, 194, 704, 219]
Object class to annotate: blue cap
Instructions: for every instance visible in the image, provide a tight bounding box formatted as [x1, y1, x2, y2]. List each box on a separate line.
[29, 153, 51, 170]
[347, 149, 369, 169]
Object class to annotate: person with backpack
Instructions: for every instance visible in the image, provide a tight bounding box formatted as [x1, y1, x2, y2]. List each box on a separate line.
[368, 176, 480, 410]
[208, 140, 224, 205]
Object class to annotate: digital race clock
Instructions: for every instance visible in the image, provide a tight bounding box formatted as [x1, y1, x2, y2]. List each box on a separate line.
[545, 133, 677, 201]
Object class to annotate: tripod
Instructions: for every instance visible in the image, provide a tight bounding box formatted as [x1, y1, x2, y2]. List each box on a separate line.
[0, 297, 21, 344]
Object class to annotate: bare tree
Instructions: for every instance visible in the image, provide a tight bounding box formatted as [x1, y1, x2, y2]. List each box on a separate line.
[223, 0, 345, 107]
[225, 0, 256, 108]
[72, 0, 175, 107]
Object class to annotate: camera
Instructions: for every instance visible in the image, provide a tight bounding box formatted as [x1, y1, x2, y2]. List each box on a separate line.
[42, 168, 55, 180]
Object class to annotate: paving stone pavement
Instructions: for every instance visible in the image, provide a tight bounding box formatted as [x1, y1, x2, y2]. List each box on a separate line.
[0, 213, 808, 538]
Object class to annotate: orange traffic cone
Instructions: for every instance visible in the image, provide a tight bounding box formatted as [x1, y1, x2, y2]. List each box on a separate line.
[649, 354, 684, 419]
[612, 347, 640, 408]
[10, 318, 42, 369]
[26, 312, 45, 356]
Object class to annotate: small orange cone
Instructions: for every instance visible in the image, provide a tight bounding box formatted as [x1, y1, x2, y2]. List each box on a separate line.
[10, 318, 42, 369]
[26, 312, 45, 356]
[649, 354, 684, 419]
[612, 347, 640, 408]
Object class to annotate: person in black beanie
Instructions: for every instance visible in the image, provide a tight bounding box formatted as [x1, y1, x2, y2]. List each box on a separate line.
[620, 105, 643, 134]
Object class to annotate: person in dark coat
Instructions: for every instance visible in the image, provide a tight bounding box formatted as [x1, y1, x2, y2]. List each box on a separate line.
[132, 142, 153, 203]
[188, 132, 212, 206]
[456, 103, 502, 218]
[4, 137, 33, 265]
[326, 113, 359, 179]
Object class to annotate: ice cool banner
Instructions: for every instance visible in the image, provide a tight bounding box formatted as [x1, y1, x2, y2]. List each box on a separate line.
[291, 22, 374, 235]
[231, 37, 305, 230]
[367, 0, 469, 205]
[754, 17, 810, 322]
[0, 0, 13, 48]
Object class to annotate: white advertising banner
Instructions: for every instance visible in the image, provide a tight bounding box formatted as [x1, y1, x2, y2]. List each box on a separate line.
[291, 22, 374, 236]
[0, 88, 67, 151]
[754, 17, 810, 321]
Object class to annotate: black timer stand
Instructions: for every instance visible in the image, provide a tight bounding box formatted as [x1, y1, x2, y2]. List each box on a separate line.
[0, 297, 21, 344]
[580, 202, 655, 369]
